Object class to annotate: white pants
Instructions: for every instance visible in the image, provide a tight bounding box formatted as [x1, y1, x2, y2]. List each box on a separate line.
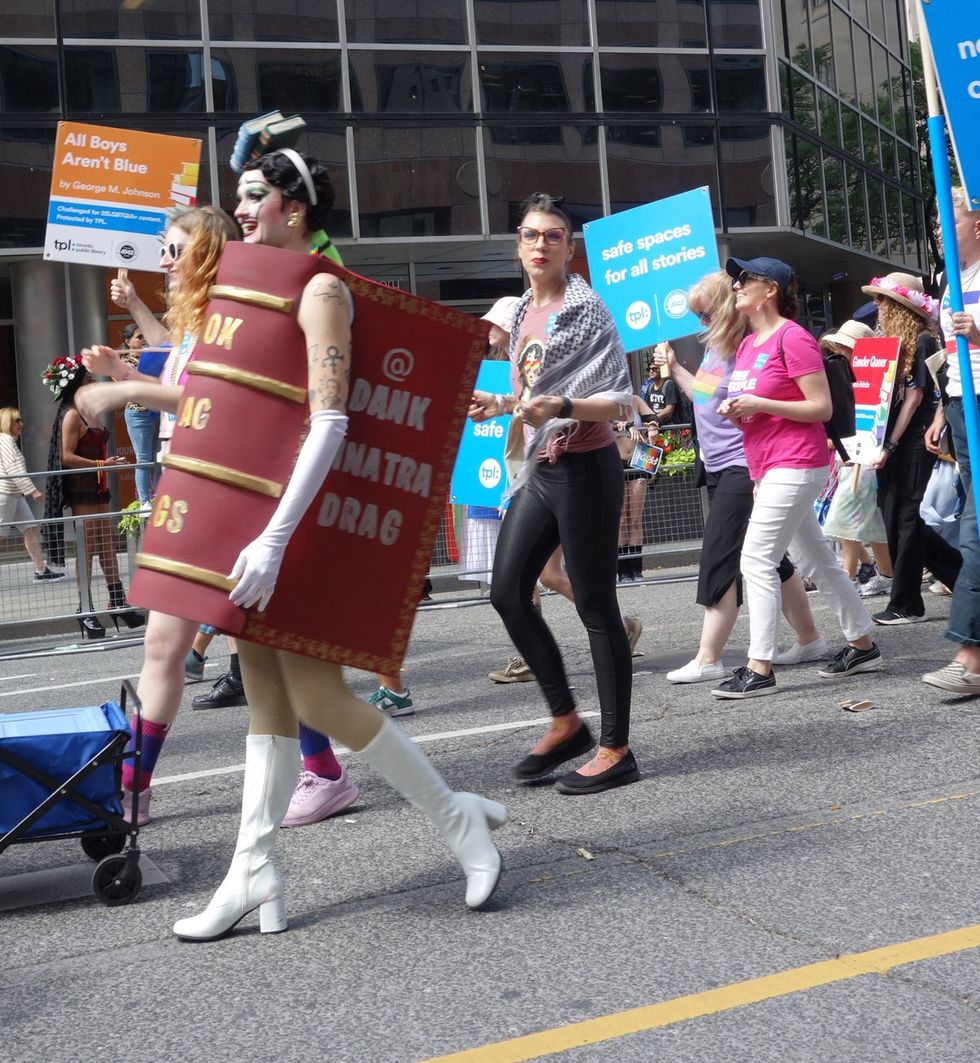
[741, 466, 872, 662]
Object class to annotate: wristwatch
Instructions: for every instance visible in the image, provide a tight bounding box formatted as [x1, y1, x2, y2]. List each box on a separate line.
[883, 439, 899, 454]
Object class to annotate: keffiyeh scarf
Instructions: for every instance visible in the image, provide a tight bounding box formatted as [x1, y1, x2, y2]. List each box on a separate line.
[505, 273, 632, 499]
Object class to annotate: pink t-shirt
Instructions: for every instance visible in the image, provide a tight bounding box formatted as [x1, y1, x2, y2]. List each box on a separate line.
[728, 321, 829, 480]
[511, 295, 614, 457]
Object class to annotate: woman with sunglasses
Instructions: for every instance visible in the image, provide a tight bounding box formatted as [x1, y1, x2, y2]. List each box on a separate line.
[0, 407, 64, 582]
[711, 257, 880, 698]
[469, 192, 638, 794]
[653, 271, 821, 684]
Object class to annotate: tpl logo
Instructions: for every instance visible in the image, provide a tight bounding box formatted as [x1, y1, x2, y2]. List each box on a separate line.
[53, 239, 73, 252]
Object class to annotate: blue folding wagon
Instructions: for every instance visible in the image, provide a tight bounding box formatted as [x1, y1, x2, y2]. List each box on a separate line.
[0, 681, 143, 905]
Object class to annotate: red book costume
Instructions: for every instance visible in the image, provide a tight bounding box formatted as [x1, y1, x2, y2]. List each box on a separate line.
[130, 241, 486, 673]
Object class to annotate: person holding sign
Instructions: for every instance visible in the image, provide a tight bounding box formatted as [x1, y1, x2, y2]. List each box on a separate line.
[654, 271, 821, 683]
[712, 257, 880, 698]
[860, 273, 961, 625]
[468, 192, 638, 794]
[924, 188, 980, 694]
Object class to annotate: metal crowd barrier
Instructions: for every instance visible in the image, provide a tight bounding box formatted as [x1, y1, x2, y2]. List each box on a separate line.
[2, 432, 706, 635]
[1, 463, 148, 634]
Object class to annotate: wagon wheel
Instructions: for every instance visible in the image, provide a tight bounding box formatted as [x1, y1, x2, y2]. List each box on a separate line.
[80, 831, 127, 861]
[92, 854, 142, 906]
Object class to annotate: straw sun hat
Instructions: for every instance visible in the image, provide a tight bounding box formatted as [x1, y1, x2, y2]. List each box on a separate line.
[861, 272, 938, 319]
[822, 320, 875, 349]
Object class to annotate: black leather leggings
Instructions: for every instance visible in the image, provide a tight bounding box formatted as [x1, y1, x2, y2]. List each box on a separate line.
[490, 444, 631, 748]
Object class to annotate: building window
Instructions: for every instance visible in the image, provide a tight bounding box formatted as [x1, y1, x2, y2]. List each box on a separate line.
[482, 124, 601, 232]
[346, 1, 467, 45]
[595, 0, 708, 48]
[208, 1, 339, 44]
[0, 46, 59, 114]
[354, 126, 479, 238]
[349, 52, 470, 112]
[474, 0, 589, 46]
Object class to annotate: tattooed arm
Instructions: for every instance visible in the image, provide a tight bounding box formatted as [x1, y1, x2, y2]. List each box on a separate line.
[298, 272, 352, 415]
[228, 271, 353, 610]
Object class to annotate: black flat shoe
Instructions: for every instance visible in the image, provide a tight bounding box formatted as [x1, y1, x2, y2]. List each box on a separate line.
[514, 723, 596, 782]
[554, 749, 640, 795]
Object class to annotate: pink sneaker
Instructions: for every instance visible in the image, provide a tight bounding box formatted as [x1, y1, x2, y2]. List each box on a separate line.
[120, 787, 151, 827]
[281, 768, 359, 828]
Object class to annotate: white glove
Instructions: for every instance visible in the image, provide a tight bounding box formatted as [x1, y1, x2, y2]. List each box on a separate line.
[229, 409, 348, 610]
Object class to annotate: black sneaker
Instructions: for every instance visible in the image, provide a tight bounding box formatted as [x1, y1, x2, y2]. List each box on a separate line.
[872, 609, 927, 625]
[711, 666, 776, 699]
[34, 567, 66, 581]
[191, 672, 247, 709]
[817, 642, 884, 678]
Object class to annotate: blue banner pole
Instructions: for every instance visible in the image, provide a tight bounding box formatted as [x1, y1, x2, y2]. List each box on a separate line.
[917, 3, 980, 506]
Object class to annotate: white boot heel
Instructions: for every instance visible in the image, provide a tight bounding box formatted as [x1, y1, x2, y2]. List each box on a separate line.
[451, 793, 504, 910]
[172, 734, 300, 943]
[258, 894, 288, 934]
[479, 797, 507, 831]
[359, 719, 506, 910]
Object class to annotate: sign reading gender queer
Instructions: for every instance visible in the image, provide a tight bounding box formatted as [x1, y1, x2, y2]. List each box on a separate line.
[583, 187, 719, 351]
[920, 0, 980, 206]
[840, 336, 901, 465]
[451, 360, 512, 508]
[44, 122, 202, 271]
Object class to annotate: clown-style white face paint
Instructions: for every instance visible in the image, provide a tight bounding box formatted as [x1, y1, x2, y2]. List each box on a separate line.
[234, 170, 295, 248]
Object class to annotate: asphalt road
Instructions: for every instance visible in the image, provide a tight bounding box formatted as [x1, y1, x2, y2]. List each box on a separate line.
[1, 570, 978, 1062]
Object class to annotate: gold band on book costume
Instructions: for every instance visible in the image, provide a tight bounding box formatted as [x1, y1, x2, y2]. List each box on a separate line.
[207, 285, 295, 314]
[160, 454, 284, 497]
[130, 241, 488, 673]
[134, 554, 237, 593]
[186, 361, 307, 403]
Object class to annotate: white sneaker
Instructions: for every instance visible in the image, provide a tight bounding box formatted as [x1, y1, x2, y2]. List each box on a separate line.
[666, 659, 726, 684]
[772, 637, 829, 665]
[859, 574, 892, 598]
[929, 580, 952, 596]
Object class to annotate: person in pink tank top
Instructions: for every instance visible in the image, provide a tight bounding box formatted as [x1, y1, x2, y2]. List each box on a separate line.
[712, 256, 881, 699]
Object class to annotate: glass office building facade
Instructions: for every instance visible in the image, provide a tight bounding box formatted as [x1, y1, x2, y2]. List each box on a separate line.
[1, 0, 924, 409]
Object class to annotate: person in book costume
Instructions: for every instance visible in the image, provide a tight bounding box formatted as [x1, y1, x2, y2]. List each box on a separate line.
[90, 150, 504, 940]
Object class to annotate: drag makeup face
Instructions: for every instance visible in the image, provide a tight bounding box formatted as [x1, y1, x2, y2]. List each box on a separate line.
[235, 170, 299, 248]
[517, 210, 573, 289]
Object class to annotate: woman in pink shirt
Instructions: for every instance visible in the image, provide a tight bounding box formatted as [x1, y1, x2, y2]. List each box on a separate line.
[713, 256, 880, 698]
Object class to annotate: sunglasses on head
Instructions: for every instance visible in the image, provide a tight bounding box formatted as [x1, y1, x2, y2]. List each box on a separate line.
[159, 241, 185, 261]
[517, 226, 568, 246]
[732, 270, 770, 289]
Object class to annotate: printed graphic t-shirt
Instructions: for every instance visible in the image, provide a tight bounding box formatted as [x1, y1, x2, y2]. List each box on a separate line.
[728, 321, 829, 481]
[511, 295, 613, 457]
[691, 350, 746, 473]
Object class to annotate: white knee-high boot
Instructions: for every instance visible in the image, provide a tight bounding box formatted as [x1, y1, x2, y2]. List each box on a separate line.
[359, 718, 506, 909]
[173, 734, 300, 941]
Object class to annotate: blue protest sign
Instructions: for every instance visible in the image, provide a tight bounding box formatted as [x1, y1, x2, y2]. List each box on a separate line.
[921, 1, 980, 206]
[450, 360, 512, 507]
[583, 187, 719, 352]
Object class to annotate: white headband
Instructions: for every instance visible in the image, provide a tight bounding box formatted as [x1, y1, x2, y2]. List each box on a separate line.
[276, 148, 318, 207]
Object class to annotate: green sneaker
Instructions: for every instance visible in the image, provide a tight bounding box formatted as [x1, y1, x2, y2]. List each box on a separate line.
[370, 686, 415, 717]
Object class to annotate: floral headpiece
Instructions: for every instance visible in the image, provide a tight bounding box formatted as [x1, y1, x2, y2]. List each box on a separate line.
[41, 354, 84, 400]
[863, 275, 938, 319]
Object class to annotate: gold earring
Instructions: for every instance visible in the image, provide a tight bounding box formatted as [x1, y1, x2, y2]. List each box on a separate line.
[287, 211, 301, 228]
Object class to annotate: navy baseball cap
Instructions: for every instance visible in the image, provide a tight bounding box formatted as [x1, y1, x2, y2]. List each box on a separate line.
[725, 256, 794, 291]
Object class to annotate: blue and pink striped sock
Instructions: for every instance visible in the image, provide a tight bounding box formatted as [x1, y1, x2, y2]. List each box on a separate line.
[121, 717, 169, 793]
[299, 724, 341, 780]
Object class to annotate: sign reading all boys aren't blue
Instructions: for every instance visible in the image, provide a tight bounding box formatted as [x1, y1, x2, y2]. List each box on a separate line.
[583, 187, 719, 352]
[920, 0, 980, 206]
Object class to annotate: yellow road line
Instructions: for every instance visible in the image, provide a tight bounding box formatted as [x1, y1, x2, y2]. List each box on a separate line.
[427, 924, 980, 1062]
